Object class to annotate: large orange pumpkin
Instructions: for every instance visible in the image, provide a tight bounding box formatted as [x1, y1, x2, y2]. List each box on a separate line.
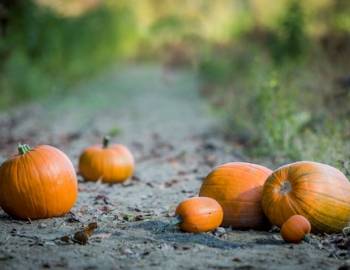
[175, 197, 223, 233]
[262, 161, 350, 233]
[199, 162, 272, 228]
[79, 136, 134, 183]
[0, 144, 77, 219]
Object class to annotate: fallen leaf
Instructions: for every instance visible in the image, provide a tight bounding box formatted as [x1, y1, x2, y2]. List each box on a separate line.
[73, 231, 89, 245]
[72, 222, 98, 245]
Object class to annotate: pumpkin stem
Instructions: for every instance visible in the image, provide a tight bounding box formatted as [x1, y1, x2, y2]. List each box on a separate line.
[103, 136, 110, 148]
[18, 144, 32, 155]
[280, 180, 292, 195]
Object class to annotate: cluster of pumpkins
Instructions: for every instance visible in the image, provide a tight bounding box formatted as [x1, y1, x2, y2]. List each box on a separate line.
[175, 161, 350, 243]
[0, 136, 349, 244]
[177, 161, 350, 243]
[0, 137, 134, 220]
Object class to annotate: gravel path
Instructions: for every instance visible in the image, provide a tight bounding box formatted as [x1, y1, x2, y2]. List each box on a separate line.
[0, 65, 345, 270]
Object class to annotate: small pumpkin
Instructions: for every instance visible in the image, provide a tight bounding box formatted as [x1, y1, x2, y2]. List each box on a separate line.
[199, 162, 272, 229]
[0, 144, 77, 219]
[79, 136, 134, 183]
[262, 161, 350, 233]
[175, 197, 223, 233]
[281, 215, 311, 243]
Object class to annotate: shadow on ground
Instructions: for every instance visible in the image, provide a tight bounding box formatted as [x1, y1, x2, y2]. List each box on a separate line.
[132, 220, 241, 249]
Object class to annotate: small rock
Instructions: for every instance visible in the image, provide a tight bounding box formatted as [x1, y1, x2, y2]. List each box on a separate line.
[141, 251, 150, 257]
[119, 248, 133, 256]
[173, 244, 191, 250]
[66, 212, 81, 223]
[269, 225, 280, 233]
[272, 234, 281, 241]
[38, 223, 47, 229]
[134, 215, 145, 221]
[214, 227, 226, 237]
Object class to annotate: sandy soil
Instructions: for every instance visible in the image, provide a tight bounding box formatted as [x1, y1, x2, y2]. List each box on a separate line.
[0, 65, 347, 270]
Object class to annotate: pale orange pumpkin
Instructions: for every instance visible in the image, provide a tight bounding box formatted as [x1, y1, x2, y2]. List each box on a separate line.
[175, 197, 223, 233]
[79, 136, 134, 183]
[281, 215, 311, 243]
[262, 161, 350, 233]
[199, 162, 272, 228]
[0, 144, 77, 219]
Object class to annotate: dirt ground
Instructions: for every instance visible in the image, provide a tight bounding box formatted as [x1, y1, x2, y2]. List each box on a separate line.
[0, 65, 348, 270]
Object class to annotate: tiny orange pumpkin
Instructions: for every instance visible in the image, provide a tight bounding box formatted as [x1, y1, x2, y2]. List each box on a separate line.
[281, 215, 311, 243]
[0, 144, 78, 219]
[199, 162, 272, 229]
[79, 136, 134, 183]
[175, 197, 223, 233]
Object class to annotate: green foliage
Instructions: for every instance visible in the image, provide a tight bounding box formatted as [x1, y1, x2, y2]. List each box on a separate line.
[0, 1, 138, 108]
[195, 0, 350, 165]
[150, 15, 186, 35]
[198, 42, 349, 165]
[251, 75, 310, 159]
[198, 57, 233, 85]
[295, 127, 350, 169]
[269, 0, 307, 63]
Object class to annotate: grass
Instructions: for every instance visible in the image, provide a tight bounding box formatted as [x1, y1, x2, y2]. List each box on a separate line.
[198, 43, 350, 170]
[0, 1, 138, 109]
[196, 0, 350, 172]
[1, 0, 349, 174]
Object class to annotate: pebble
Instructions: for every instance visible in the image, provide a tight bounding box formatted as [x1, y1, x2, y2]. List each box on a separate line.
[38, 223, 47, 229]
[214, 227, 226, 236]
[120, 248, 134, 256]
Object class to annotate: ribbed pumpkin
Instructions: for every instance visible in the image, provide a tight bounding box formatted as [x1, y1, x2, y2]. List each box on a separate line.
[0, 144, 77, 219]
[281, 215, 311, 243]
[262, 161, 350, 233]
[175, 197, 223, 233]
[79, 136, 134, 183]
[199, 162, 272, 228]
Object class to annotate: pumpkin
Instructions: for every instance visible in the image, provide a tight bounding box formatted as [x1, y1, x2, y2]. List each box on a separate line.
[79, 136, 134, 183]
[175, 197, 223, 233]
[281, 215, 311, 243]
[262, 161, 350, 233]
[0, 144, 77, 219]
[199, 162, 272, 228]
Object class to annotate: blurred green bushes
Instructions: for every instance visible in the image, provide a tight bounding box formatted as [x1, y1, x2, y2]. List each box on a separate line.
[269, 0, 307, 63]
[0, 0, 349, 168]
[0, 1, 137, 107]
[198, 0, 350, 167]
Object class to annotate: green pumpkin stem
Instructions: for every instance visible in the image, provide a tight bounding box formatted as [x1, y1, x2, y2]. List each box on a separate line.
[18, 144, 32, 155]
[103, 136, 110, 148]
